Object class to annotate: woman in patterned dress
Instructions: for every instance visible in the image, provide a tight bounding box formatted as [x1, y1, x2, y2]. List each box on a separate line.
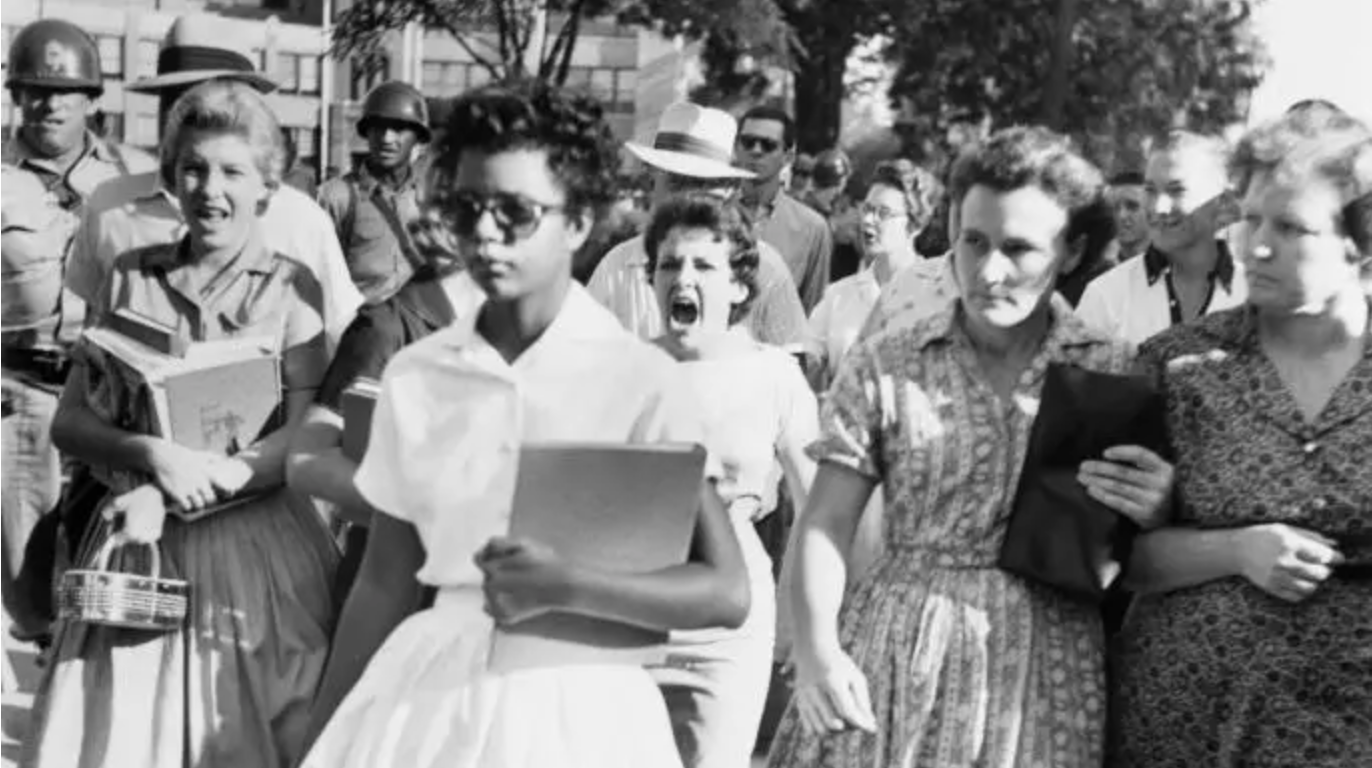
[1110, 104, 1372, 768]
[767, 126, 1174, 768]
[25, 81, 338, 768]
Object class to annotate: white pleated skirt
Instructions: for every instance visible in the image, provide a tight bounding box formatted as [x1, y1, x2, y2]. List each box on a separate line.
[301, 588, 685, 768]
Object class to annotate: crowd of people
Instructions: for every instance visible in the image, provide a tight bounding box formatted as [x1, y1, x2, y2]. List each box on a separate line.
[2, 10, 1369, 768]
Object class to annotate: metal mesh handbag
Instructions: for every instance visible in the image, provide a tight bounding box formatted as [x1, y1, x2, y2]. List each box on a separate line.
[58, 538, 189, 632]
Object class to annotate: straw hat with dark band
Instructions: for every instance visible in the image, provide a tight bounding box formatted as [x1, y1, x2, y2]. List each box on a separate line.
[126, 14, 276, 94]
[626, 103, 755, 180]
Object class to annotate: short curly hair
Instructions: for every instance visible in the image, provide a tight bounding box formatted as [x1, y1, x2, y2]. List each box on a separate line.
[643, 193, 761, 327]
[949, 126, 1114, 267]
[425, 79, 620, 223]
[870, 158, 943, 234]
[161, 80, 286, 191]
[1232, 109, 1372, 256]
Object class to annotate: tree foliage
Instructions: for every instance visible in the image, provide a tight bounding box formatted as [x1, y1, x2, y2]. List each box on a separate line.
[332, 0, 627, 85]
[887, 0, 1269, 171]
[332, 0, 784, 87]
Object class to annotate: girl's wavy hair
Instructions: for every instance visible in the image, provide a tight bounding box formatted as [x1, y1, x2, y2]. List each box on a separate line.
[424, 79, 620, 227]
[643, 193, 761, 326]
[160, 80, 286, 191]
[1232, 109, 1372, 258]
[949, 125, 1115, 271]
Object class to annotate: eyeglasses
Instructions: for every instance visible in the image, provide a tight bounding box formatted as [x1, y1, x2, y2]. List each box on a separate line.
[738, 136, 781, 154]
[441, 191, 566, 240]
[859, 203, 906, 222]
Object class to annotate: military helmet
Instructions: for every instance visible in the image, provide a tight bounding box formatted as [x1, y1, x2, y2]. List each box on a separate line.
[357, 81, 431, 142]
[6, 19, 103, 95]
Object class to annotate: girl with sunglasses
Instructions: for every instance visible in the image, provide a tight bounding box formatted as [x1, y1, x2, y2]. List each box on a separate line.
[643, 193, 818, 768]
[300, 81, 749, 768]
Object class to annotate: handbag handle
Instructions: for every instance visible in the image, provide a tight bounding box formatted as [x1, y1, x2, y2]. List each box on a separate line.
[93, 535, 162, 580]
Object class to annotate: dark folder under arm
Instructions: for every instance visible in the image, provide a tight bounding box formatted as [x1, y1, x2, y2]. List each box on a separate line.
[1000, 363, 1170, 602]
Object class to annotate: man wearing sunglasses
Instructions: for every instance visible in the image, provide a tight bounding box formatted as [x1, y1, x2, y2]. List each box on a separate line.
[587, 102, 811, 353]
[736, 107, 833, 313]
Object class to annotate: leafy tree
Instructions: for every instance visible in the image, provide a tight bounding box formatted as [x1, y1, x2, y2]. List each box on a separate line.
[687, 0, 901, 152]
[887, 0, 1269, 171]
[332, 0, 784, 87]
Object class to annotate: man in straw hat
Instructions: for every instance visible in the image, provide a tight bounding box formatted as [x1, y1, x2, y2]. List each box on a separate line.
[586, 102, 811, 351]
[64, 13, 362, 350]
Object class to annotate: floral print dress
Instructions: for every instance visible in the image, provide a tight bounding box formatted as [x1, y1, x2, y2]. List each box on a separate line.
[767, 299, 1133, 768]
[1111, 307, 1372, 768]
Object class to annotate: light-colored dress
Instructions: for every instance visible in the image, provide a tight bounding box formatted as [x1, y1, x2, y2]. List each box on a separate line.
[649, 341, 817, 768]
[301, 285, 708, 768]
[22, 236, 339, 768]
[767, 299, 1133, 768]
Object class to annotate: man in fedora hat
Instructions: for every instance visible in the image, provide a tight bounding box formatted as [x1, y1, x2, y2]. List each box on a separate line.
[2, 18, 158, 645]
[64, 13, 362, 351]
[586, 102, 810, 351]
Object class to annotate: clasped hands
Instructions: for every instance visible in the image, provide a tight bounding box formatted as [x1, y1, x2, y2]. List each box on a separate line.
[105, 442, 253, 544]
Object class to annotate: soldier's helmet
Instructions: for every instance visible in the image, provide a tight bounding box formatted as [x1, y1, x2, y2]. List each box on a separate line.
[357, 81, 432, 142]
[6, 19, 103, 95]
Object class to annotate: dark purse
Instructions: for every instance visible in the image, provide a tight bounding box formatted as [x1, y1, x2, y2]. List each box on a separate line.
[998, 362, 1170, 602]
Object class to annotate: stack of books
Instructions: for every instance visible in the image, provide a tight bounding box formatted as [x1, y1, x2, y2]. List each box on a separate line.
[80, 309, 282, 518]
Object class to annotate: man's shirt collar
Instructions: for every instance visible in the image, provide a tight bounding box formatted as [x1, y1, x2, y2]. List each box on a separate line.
[1143, 239, 1236, 291]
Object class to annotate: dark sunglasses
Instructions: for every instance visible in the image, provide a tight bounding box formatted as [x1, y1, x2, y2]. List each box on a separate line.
[738, 135, 781, 154]
[441, 191, 566, 241]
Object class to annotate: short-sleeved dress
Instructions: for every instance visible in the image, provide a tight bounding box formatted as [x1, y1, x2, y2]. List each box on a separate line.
[23, 235, 340, 768]
[1111, 307, 1372, 767]
[300, 285, 709, 768]
[768, 298, 1133, 768]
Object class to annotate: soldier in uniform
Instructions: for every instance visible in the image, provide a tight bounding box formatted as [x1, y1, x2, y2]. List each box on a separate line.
[318, 81, 431, 304]
[1, 19, 157, 644]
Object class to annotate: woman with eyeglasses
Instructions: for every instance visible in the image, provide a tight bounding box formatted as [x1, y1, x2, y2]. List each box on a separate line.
[300, 81, 749, 768]
[642, 193, 818, 768]
[808, 159, 943, 391]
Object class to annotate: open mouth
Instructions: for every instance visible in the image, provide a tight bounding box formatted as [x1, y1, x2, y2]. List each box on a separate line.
[193, 205, 230, 224]
[668, 294, 701, 327]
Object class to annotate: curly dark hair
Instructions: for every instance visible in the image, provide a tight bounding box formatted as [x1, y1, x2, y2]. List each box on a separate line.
[870, 158, 944, 234]
[949, 126, 1115, 269]
[1232, 109, 1372, 256]
[643, 193, 761, 326]
[425, 79, 620, 224]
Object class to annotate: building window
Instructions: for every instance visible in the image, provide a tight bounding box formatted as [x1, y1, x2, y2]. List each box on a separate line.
[299, 56, 321, 95]
[138, 40, 160, 79]
[350, 57, 390, 100]
[296, 126, 318, 160]
[132, 112, 159, 148]
[276, 53, 298, 93]
[561, 67, 635, 114]
[97, 35, 124, 79]
[615, 70, 637, 111]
